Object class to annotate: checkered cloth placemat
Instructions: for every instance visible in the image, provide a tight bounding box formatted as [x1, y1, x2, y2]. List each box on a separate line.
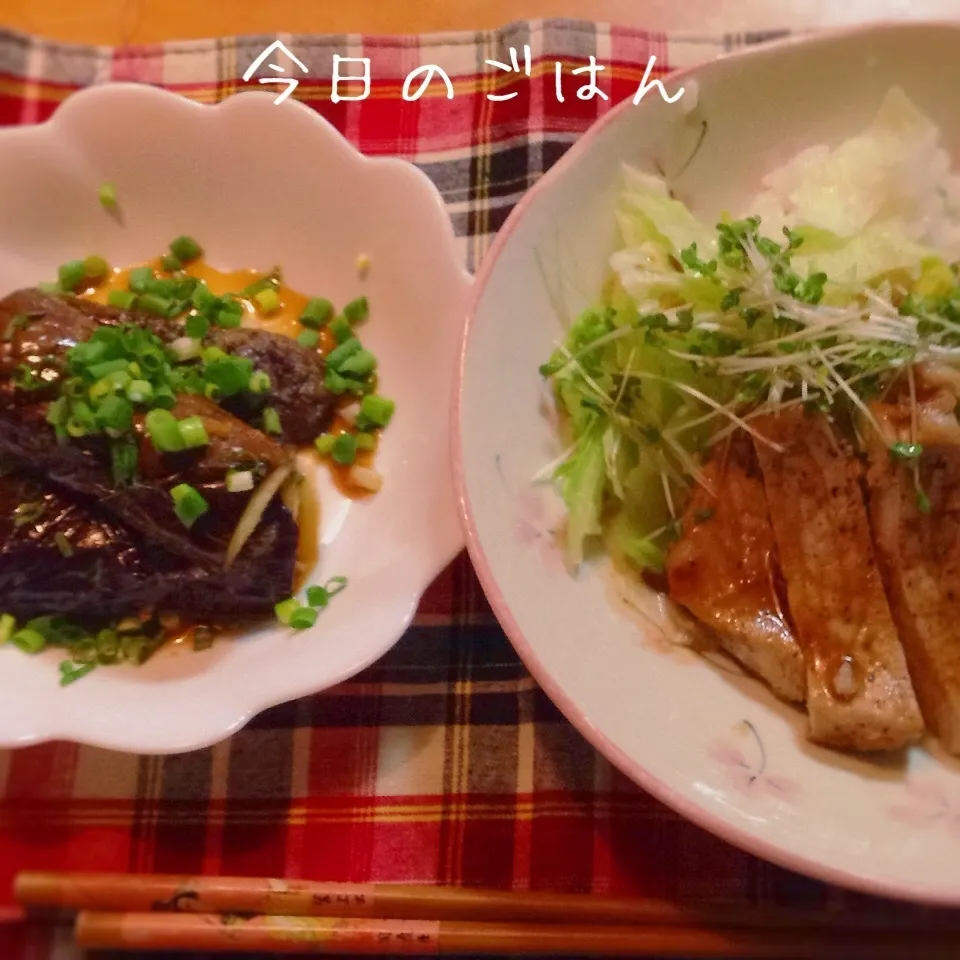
[0, 18, 944, 958]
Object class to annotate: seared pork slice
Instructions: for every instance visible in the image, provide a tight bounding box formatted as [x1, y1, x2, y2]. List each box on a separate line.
[866, 396, 960, 754]
[752, 410, 923, 752]
[665, 439, 805, 703]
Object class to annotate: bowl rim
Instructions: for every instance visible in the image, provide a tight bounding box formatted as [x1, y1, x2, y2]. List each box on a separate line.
[453, 18, 960, 906]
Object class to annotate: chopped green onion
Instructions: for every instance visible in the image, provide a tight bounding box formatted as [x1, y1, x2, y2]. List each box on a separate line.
[161, 253, 182, 273]
[289, 606, 318, 630]
[98, 368, 131, 392]
[332, 433, 357, 465]
[249, 370, 271, 394]
[314, 433, 336, 455]
[83, 255, 110, 281]
[355, 432, 376, 451]
[891, 442, 924, 461]
[185, 314, 209, 339]
[126, 379, 153, 404]
[46, 396, 68, 428]
[917, 489, 932, 515]
[178, 415, 210, 449]
[325, 575, 348, 596]
[89, 358, 129, 380]
[12, 628, 45, 654]
[324, 369, 350, 395]
[152, 384, 176, 409]
[169, 235, 203, 263]
[170, 483, 209, 528]
[343, 296, 369, 324]
[128, 266, 154, 294]
[254, 289, 280, 314]
[329, 315, 353, 343]
[263, 407, 282, 435]
[191, 283, 218, 314]
[14, 364, 42, 392]
[55, 532, 74, 557]
[0, 614, 15, 644]
[95, 394, 133, 433]
[138, 293, 175, 316]
[325, 337, 362, 371]
[226, 469, 254, 493]
[274, 597, 299, 625]
[66, 416, 89, 438]
[216, 308, 243, 329]
[145, 408, 185, 452]
[98, 182, 117, 208]
[297, 329, 319, 349]
[338, 349, 377, 378]
[143, 276, 180, 298]
[356, 394, 395, 430]
[170, 336, 202, 362]
[203, 346, 228, 364]
[59, 661, 96, 686]
[241, 271, 281, 298]
[300, 297, 333, 329]
[306, 585, 329, 608]
[58, 259, 87, 292]
[108, 289, 138, 310]
[204, 355, 253, 396]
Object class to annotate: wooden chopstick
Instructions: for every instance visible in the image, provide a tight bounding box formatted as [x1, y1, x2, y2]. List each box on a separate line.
[72, 911, 960, 958]
[12, 871, 953, 931]
[18, 872, 960, 958]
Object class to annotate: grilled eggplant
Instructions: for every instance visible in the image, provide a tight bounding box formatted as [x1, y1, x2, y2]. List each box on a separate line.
[0, 289, 305, 570]
[0, 471, 297, 621]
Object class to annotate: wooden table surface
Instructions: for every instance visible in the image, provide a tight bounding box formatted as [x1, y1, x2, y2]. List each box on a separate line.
[2, 0, 960, 46]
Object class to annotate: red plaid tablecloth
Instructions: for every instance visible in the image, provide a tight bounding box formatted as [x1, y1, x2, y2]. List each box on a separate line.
[0, 18, 948, 958]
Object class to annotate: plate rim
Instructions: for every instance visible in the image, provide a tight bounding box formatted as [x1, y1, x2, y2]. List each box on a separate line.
[453, 18, 960, 907]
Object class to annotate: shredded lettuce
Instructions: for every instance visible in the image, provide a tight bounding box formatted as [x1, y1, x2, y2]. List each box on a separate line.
[540, 88, 960, 573]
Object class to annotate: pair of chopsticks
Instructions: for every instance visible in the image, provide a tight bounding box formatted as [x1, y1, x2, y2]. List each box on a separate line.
[12, 872, 960, 957]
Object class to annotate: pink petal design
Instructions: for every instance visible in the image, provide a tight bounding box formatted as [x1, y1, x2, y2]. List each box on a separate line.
[515, 517, 543, 544]
[758, 774, 802, 802]
[706, 738, 749, 770]
[706, 733, 801, 804]
[516, 489, 546, 523]
[889, 778, 952, 829]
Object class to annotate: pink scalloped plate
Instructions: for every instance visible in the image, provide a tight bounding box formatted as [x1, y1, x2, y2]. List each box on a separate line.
[0, 84, 469, 753]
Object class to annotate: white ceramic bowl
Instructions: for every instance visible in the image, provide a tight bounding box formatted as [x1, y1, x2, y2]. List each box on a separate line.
[0, 84, 469, 753]
[457, 21, 960, 904]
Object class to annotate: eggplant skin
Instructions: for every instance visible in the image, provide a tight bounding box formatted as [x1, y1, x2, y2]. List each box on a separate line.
[0, 473, 297, 622]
